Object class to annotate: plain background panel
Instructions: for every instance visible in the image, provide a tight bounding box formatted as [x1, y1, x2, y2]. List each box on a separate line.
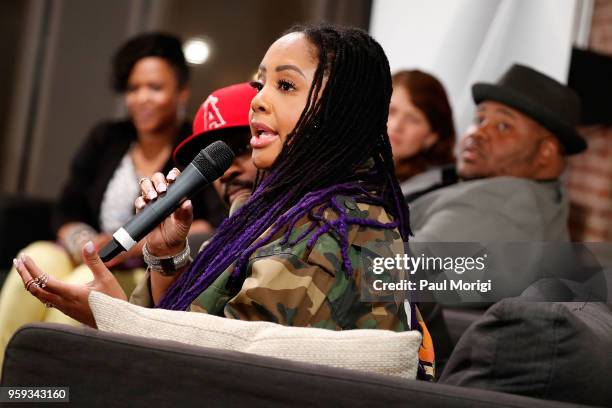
[370, 0, 586, 136]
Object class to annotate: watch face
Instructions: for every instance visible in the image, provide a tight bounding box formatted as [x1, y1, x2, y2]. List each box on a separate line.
[159, 257, 178, 274]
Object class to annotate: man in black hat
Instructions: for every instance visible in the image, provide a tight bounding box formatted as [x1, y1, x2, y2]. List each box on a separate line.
[421, 70, 610, 406]
[407, 65, 588, 373]
[409, 64, 586, 243]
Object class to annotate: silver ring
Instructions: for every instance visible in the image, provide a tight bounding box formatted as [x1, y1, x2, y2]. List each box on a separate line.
[138, 177, 149, 186]
[24, 278, 36, 291]
[44, 302, 54, 309]
[37, 273, 49, 289]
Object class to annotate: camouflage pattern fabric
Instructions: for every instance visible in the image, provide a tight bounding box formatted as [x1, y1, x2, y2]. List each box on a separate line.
[191, 194, 435, 380]
[131, 194, 435, 380]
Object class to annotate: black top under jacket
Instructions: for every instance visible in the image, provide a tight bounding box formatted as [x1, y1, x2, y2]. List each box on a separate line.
[52, 120, 226, 235]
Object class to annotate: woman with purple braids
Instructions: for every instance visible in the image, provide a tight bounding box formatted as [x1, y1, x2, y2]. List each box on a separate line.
[15, 23, 435, 380]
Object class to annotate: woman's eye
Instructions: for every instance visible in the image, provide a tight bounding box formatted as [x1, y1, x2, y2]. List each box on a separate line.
[278, 80, 296, 92]
[249, 81, 263, 92]
[405, 113, 421, 124]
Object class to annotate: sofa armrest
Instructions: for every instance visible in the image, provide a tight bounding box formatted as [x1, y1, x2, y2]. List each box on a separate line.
[1, 323, 583, 408]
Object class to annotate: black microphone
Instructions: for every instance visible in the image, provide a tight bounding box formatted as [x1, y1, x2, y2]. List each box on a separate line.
[99, 141, 234, 262]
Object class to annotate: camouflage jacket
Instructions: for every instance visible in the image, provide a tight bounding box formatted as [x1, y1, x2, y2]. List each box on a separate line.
[130, 194, 435, 380]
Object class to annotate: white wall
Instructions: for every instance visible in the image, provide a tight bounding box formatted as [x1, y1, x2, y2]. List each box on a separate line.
[370, 0, 581, 136]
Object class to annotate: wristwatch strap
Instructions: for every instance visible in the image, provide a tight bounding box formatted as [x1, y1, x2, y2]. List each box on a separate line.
[142, 242, 191, 276]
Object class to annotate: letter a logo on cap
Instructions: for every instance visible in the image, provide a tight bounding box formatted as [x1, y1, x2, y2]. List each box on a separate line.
[203, 94, 226, 130]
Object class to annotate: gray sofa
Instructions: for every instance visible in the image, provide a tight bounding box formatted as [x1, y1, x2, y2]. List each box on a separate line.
[0, 323, 585, 408]
[2, 298, 611, 407]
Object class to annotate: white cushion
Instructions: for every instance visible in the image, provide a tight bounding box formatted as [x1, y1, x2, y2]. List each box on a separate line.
[89, 291, 421, 379]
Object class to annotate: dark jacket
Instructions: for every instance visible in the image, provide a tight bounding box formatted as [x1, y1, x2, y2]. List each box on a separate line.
[52, 120, 225, 235]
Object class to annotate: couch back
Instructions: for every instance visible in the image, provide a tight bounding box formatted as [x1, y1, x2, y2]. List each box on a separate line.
[1, 323, 583, 408]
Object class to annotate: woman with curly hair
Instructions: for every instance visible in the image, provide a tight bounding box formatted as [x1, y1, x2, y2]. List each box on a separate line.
[0, 32, 216, 363]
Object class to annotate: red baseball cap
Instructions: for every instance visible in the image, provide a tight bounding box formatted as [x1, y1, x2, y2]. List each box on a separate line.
[173, 82, 256, 166]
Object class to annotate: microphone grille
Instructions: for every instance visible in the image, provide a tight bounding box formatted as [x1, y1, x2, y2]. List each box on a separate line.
[192, 141, 235, 180]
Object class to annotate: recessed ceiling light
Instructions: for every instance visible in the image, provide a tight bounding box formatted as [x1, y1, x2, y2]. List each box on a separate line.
[184, 38, 210, 65]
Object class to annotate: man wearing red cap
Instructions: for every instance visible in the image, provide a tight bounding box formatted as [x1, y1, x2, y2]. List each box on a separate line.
[129, 82, 258, 306]
[174, 82, 258, 209]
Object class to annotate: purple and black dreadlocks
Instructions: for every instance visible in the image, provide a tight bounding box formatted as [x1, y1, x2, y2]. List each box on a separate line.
[159, 23, 410, 311]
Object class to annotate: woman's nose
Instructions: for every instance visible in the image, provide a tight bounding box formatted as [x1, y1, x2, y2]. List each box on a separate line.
[134, 87, 151, 104]
[387, 116, 401, 133]
[250, 89, 269, 113]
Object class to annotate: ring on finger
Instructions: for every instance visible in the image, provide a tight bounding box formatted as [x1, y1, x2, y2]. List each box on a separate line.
[37, 273, 49, 289]
[44, 302, 54, 309]
[25, 280, 37, 292]
[24, 278, 36, 291]
[26, 281, 39, 292]
[138, 177, 149, 186]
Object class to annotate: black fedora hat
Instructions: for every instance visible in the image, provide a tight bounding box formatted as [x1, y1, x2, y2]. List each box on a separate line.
[472, 64, 586, 155]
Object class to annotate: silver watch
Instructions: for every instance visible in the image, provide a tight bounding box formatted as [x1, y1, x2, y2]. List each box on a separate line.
[142, 242, 191, 276]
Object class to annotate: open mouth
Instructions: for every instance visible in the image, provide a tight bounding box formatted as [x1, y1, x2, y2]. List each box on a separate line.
[250, 121, 279, 148]
[461, 148, 480, 162]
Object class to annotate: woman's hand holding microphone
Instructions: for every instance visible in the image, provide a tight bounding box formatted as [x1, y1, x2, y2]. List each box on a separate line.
[13, 167, 193, 325]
